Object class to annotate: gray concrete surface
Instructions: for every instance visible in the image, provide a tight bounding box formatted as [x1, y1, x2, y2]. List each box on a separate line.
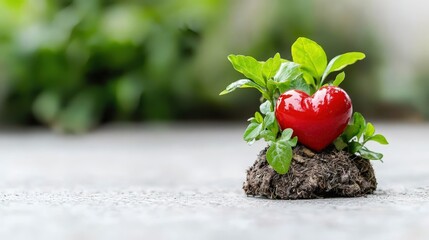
[0, 123, 428, 240]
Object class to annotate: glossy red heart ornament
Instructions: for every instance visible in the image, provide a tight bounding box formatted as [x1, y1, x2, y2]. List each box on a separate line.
[275, 86, 352, 151]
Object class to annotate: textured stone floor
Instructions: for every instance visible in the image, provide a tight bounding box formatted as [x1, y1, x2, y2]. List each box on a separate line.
[0, 123, 428, 240]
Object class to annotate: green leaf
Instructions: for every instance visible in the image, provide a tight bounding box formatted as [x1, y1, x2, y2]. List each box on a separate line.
[368, 134, 389, 145]
[359, 147, 383, 160]
[332, 72, 345, 86]
[254, 112, 263, 123]
[228, 55, 265, 86]
[337, 112, 388, 161]
[219, 79, 252, 95]
[261, 92, 272, 102]
[263, 112, 275, 127]
[273, 61, 308, 93]
[260, 130, 276, 142]
[243, 122, 263, 143]
[259, 101, 271, 114]
[302, 72, 315, 86]
[280, 128, 293, 141]
[364, 122, 375, 140]
[333, 137, 348, 150]
[276, 82, 291, 94]
[291, 37, 327, 80]
[247, 116, 256, 123]
[339, 112, 367, 143]
[342, 124, 360, 142]
[322, 52, 365, 81]
[273, 62, 302, 83]
[266, 141, 293, 174]
[267, 117, 279, 133]
[349, 141, 362, 154]
[290, 76, 311, 94]
[266, 79, 277, 94]
[352, 112, 366, 139]
[288, 136, 298, 147]
[262, 53, 281, 81]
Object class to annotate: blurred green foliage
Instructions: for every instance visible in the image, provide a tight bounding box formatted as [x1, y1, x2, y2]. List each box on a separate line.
[0, 0, 381, 132]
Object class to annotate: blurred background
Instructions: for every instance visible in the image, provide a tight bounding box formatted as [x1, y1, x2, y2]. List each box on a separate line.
[0, 0, 427, 133]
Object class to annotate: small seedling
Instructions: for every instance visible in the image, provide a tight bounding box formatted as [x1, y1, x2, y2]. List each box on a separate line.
[220, 37, 388, 174]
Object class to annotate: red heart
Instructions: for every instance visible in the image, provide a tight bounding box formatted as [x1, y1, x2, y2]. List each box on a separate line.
[275, 86, 352, 151]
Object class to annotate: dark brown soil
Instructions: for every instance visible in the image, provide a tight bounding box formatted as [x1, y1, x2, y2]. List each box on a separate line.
[243, 145, 377, 199]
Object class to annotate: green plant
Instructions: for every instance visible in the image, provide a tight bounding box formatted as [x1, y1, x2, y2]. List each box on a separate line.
[334, 112, 389, 160]
[220, 53, 297, 174]
[220, 37, 388, 174]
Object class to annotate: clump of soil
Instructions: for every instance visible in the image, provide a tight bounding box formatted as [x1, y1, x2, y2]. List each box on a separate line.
[243, 145, 377, 199]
